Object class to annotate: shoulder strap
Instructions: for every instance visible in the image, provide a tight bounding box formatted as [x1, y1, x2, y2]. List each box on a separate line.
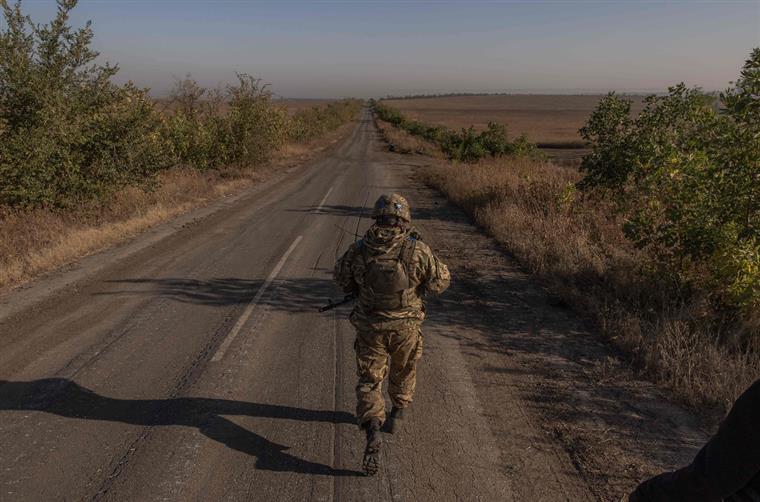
[400, 236, 417, 270]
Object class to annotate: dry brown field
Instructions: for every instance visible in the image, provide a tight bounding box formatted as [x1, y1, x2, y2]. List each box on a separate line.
[383, 94, 647, 148]
[275, 98, 338, 115]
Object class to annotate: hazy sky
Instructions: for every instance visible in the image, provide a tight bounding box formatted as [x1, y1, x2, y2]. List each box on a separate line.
[13, 0, 760, 98]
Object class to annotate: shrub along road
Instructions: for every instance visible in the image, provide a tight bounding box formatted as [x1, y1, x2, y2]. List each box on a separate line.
[0, 110, 707, 501]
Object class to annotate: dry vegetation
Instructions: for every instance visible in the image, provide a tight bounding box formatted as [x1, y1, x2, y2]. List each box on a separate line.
[418, 155, 759, 414]
[156, 97, 336, 116]
[375, 85, 760, 416]
[375, 119, 442, 157]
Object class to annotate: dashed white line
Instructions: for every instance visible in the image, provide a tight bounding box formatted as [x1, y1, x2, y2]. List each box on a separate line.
[211, 235, 303, 362]
[316, 186, 334, 213]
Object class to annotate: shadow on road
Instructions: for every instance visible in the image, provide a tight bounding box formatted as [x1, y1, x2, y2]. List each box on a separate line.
[96, 277, 341, 311]
[287, 203, 445, 223]
[0, 378, 362, 477]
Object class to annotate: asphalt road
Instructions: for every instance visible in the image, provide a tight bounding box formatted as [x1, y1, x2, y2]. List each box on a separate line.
[0, 109, 707, 501]
[0, 110, 521, 501]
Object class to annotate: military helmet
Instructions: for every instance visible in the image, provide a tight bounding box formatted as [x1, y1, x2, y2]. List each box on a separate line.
[371, 193, 411, 223]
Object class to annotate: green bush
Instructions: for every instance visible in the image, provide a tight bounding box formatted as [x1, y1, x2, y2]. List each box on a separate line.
[288, 99, 362, 141]
[0, 0, 174, 207]
[218, 74, 289, 167]
[579, 49, 760, 313]
[373, 102, 538, 162]
[164, 76, 361, 170]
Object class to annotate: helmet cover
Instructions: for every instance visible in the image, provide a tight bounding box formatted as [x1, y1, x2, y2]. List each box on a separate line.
[371, 193, 411, 223]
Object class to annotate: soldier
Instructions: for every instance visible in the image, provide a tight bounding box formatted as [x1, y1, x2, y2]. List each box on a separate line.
[333, 193, 450, 476]
[629, 378, 760, 501]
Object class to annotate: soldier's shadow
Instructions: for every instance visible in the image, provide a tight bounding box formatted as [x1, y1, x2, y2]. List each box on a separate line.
[0, 378, 362, 477]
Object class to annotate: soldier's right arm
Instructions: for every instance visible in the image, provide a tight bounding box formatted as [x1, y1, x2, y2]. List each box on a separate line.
[334, 244, 360, 294]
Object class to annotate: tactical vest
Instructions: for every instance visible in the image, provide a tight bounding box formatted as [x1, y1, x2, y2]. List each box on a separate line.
[357, 237, 418, 313]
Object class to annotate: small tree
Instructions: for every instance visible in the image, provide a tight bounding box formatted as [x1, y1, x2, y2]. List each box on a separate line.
[578, 49, 760, 313]
[0, 0, 173, 207]
[578, 93, 635, 189]
[169, 73, 206, 118]
[222, 73, 288, 166]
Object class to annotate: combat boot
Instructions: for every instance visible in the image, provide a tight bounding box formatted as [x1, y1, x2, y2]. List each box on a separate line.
[362, 418, 382, 476]
[384, 406, 404, 434]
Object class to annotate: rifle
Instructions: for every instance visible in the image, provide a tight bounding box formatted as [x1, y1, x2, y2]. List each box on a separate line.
[319, 293, 355, 313]
[322, 193, 368, 314]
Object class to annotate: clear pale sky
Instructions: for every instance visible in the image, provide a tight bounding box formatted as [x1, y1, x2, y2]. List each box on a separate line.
[13, 0, 760, 98]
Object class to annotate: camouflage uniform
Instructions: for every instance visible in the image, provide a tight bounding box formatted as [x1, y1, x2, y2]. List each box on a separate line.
[334, 194, 450, 427]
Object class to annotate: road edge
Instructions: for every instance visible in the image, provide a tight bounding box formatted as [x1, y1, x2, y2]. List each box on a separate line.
[0, 121, 359, 323]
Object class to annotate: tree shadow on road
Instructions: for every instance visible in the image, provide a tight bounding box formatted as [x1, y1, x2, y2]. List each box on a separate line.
[0, 378, 363, 477]
[286, 204, 444, 223]
[95, 277, 342, 312]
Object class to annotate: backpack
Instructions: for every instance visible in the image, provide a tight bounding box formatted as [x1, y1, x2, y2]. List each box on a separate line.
[357, 236, 418, 313]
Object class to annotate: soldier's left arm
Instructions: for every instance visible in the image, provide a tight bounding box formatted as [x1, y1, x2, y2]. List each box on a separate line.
[415, 242, 450, 295]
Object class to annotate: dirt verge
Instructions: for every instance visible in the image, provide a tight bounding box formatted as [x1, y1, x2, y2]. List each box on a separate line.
[385, 154, 710, 500]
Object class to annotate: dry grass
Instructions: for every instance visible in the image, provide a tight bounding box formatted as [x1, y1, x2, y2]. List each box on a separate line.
[374, 119, 441, 157]
[384, 95, 647, 147]
[0, 124, 352, 293]
[0, 169, 245, 290]
[421, 157, 759, 414]
[375, 119, 758, 416]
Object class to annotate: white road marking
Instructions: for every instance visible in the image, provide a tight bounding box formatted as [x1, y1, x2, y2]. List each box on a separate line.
[315, 186, 334, 213]
[211, 235, 303, 362]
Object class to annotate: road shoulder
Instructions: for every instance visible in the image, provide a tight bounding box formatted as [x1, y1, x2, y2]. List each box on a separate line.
[382, 153, 710, 500]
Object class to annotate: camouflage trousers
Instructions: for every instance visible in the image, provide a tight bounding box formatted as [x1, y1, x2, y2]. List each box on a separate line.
[354, 324, 424, 426]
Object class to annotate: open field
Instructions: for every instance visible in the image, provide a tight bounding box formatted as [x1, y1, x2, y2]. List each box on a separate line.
[383, 94, 647, 150]
[276, 98, 338, 114]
